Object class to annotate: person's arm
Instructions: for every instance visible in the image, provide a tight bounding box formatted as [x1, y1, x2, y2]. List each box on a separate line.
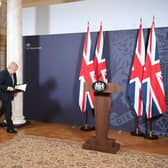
[13, 73, 17, 95]
[13, 73, 17, 86]
[0, 71, 14, 92]
[0, 71, 8, 91]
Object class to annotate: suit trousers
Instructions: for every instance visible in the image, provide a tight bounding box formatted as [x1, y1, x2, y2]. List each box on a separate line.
[0, 99, 14, 130]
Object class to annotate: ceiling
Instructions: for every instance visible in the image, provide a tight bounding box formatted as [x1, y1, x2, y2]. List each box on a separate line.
[22, 0, 80, 8]
[0, 0, 80, 33]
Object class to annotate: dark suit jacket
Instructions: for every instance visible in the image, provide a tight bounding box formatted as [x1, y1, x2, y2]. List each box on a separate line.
[0, 69, 17, 101]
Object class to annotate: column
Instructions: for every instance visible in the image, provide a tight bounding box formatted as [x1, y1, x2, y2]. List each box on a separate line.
[7, 0, 26, 125]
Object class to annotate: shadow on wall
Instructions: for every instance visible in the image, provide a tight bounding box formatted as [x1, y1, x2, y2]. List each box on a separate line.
[24, 78, 62, 122]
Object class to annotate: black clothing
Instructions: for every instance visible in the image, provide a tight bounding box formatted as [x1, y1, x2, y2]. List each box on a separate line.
[0, 69, 17, 130]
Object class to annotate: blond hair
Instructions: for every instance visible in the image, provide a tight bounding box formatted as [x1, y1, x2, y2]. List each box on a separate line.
[8, 62, 19, 70]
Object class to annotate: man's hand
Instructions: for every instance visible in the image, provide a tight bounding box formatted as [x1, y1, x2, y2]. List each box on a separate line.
[8, 86, 15, 92]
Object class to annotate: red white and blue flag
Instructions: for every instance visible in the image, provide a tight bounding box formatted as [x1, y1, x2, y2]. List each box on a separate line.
[94, 23, 108, 83]
[128, 21, 145, 117]
[141, 21, 166, 119]
[79, 23, 95, 112]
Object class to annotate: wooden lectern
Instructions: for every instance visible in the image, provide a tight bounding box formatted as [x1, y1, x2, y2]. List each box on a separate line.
[83, 82, 121, 154]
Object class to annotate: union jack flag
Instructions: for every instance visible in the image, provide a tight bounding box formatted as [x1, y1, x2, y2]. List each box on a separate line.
[128, 21, 145, 117]
[94, 23, 108, 83]
[79, 23, 95, 112]
[141, 21, 166, 119]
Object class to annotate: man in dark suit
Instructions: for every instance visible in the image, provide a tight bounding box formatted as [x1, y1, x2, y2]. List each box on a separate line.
[0, 62, 18, 134]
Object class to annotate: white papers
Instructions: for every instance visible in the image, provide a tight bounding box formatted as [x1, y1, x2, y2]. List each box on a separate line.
[15, 84, 27, 92]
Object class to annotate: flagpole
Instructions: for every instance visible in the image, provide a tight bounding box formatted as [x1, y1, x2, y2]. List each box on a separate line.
[131, 115, 144, 137]
[142, 18, 165, 140]
[79, 22, 95, 131]
[136, 117, 139, 134]
[80, 109, 95, 131]
[150, 119, 152, 137]
[128, 17, 145, 136]
[144, 118, 158, 139]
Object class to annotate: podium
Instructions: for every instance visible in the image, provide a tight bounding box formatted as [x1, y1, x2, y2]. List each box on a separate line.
[83, 82, 121, 154]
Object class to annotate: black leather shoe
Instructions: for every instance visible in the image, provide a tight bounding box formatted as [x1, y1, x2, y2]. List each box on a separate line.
[7, 129, 17, 134]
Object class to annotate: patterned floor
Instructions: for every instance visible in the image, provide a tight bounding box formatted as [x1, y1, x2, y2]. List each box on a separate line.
[0, 132, 167, 168]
